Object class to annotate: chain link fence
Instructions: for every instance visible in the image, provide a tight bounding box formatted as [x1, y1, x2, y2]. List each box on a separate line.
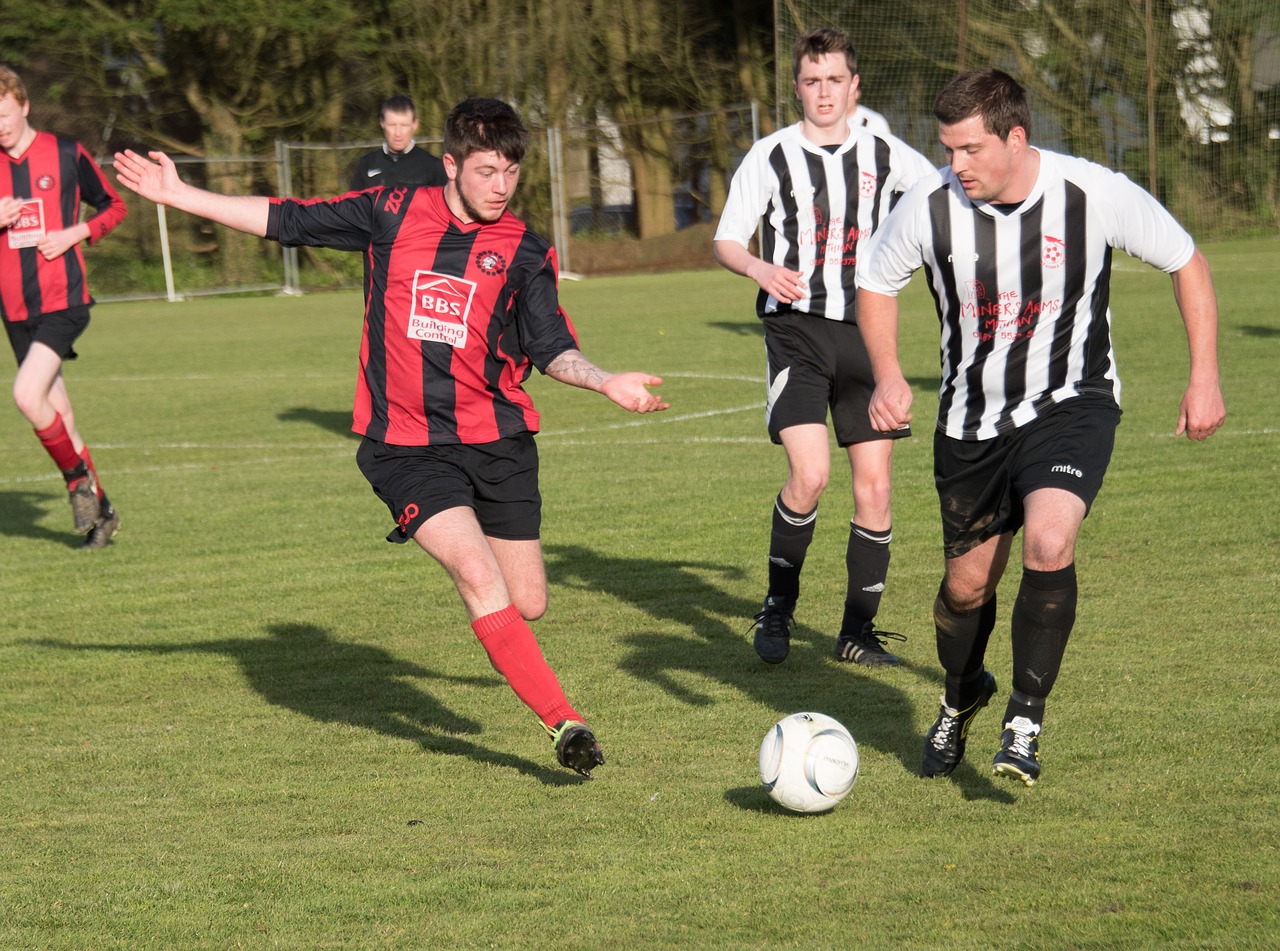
[90, 104, 760, 302]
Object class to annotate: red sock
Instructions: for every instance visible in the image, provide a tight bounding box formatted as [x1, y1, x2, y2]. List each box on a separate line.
[79, 446, 105, 500]
[35, 414, 83, 473]
[472, 605, 580, 729]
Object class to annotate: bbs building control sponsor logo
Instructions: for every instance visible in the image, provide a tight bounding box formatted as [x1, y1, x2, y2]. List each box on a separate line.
[408, 270, 477, 348]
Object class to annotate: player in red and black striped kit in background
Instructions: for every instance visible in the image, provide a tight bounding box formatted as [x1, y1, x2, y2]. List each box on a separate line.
[113, 97, 668, 778]
[0, 66, 126, 548]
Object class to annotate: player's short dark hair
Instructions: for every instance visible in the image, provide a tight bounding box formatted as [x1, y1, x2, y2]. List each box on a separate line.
[792, 27, 858, 81]
[934, 68, 1031, 141]
[380, 94, 416, 119]
[0, 65, 28, 106]
[444, 98, 529, 164]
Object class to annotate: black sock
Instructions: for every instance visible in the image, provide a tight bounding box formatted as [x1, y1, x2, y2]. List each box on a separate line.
[1010, 564, 1077, 705]
[935, 586, 998, 709]
[1003, 690, 1046, 729]
[767, 494, 815, 605]
[839, 523, 891, 636]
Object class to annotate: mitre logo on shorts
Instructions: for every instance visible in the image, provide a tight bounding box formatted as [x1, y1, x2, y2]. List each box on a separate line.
[409, 270, 477, 348]
[1043, 235, 1066, 268]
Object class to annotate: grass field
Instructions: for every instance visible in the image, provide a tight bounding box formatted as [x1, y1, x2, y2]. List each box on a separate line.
[1, 239, 1277, 949]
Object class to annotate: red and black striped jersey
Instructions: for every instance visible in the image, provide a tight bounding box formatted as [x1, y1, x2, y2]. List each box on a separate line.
[267, 185, 580, 446]
[1, 130, 127, 322]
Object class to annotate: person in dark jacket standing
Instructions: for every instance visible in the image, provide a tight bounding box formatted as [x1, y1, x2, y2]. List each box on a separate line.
[349, 95, 446, 192]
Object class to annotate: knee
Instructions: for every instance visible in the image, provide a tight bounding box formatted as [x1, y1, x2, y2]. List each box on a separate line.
[941, 577, 993, 614]
[1022, 534, 1077, 572]
[853, 477, 892, 524]
[785, 469, 829, 510]
[515, 591, 548, 622]
[12, 381, 38, 419]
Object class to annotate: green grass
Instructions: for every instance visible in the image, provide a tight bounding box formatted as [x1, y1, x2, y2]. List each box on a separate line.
[1, 240, 1277, 949]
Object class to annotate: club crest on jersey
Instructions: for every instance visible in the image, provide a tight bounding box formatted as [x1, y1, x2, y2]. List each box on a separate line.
[1043, 235, 1066, 268]
[409, 270, 476, 348]
[36, 175, 56, 192]
[475, 249, 507, 276]
[859, 171, 876, 198]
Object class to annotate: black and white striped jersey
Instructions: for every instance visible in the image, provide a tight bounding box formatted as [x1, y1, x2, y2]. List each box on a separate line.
[857, 149, 1196, 440]
[715, 122, 935, 323]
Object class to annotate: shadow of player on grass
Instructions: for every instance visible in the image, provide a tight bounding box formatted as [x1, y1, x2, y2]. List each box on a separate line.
[0, 489, 93, 548]
[277, 407, 361, 440]
[27, 622, 581, 785]
[545, 543, 1015, 804]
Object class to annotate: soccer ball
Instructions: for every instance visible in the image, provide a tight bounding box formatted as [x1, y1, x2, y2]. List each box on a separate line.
[758, 712, 859, 814]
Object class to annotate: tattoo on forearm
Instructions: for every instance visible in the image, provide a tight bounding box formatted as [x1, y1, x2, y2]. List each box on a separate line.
[548, 351, 607, 388]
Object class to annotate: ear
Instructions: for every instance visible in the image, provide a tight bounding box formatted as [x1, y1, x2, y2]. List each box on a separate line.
[442, 153, 458, 181]
[850, 73, 861, 103]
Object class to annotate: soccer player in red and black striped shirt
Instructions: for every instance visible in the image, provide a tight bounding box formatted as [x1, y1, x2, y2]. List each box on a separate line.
[0, 66, 127, 547]
[114, 98, 667, 777]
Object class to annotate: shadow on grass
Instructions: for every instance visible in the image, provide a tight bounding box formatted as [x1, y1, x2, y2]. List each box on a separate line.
[277, 406, 360, 440]
[1239, 324, 1280, 338]
[709, 320, 765, 337]
[0, 489, 84, 548]
[546, 543, 1013, 802]
[27, 622, 581, 785]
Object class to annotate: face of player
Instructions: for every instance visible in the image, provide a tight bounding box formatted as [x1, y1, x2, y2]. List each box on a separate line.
[793, 53, 854, 141]
[939, 114, 1034, 204]
[0, 94, 33, 158]
[443, 150, 520, 224]
[380, 109, 418, 154]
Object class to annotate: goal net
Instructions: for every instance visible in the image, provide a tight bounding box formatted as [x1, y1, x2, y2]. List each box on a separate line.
[773, 0, 1279, 236]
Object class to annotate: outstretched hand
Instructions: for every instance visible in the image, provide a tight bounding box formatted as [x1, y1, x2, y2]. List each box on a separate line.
[112, 149, 182, 204]
[601, 372, 669, 414]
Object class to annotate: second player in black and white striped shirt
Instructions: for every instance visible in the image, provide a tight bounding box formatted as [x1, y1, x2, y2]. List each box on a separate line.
[714, 27, 934, 668]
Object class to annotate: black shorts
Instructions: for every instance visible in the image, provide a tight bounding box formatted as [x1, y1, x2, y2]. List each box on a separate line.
[4, 307, 89, 365]
[356, 433, 542, 544]
[763, 314, 908, 447]
[934, 397, 1122, 559]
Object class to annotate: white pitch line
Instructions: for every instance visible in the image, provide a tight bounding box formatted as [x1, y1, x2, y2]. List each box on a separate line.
[2, 419, 1272, 487]
[543, 402, 763, 436]
[0, 450, 352, 487]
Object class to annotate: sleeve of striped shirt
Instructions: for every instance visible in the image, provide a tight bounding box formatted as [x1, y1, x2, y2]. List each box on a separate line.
[713, 136, 775, 247]
[855, 183, 933, 296]
[1088, 161, 1195, 273]
[268, 192, 377, 251]
[885, 134, 938, 192]
[77, 145, 127, 244]
[514, 248, 581, 372]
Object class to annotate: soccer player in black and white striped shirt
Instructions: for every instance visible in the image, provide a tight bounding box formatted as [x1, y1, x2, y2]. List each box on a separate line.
[714, 28, 934, 668]
[857, 69, 1225, 787]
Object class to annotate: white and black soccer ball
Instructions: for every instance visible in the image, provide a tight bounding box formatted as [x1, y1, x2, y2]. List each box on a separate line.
[758, 712, 859, 814]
